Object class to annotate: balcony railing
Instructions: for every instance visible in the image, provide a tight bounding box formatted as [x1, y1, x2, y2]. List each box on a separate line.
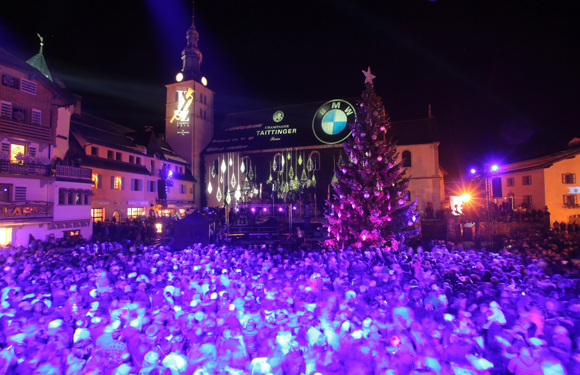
[0, 161, 52, 177]
[0, 117, 54, 144]
[0, 161, 92, 181]
[55, 165, 92, 180]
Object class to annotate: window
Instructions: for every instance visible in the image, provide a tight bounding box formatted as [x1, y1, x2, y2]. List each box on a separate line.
[31, 109, 41, 125]
[14, 186, 26, 202]
[200, 108, 204, 118]
[84, 193, 90, 205]
[407, 191, 411, 201]
[10, 144, 25, 163]
[151, 160, 155, 172]
[107, 150, 114, 159]
[68, 190, 75, 205]
[91, 147, 99, 156]
[309, 151, 321, 171]
[564, 195, 578, 206]
[131, 179, 143, 191]
[522, 176, 532, 185]
[0, 227, 12, 246]
[116, 152, 122, 161]
[180, 167, 183, 173]
[20, 79, 37, 95]
[59, 189, 66, 205]
[180, 184, 186, 194]
[522, 195, 532, 206]
[0, 102, 11, 118]
[12, 105, 29, 122]
[136, 157, 141, 165]
[506, 177, 515, 187]
[127, 207, 144, 219]
[1, 143, 9, 152]
[148, 181, 157, 192]
[91, 208, 104, 222]
[2, 74, 19, 90]
[402, 151, 412, 168]
[129, 155, 135, 164]
[562, 173, 576, 184]
[204, 95, 207, 105]
[29, 147, 36, 157]
[204, 110, 207, 119]
[0, 184, 11, 202]
[111, 176, 124, 190]
[92, 174, 102, 189]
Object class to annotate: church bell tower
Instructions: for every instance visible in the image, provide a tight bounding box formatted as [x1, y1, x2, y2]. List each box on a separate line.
[165, 1, 214, 209]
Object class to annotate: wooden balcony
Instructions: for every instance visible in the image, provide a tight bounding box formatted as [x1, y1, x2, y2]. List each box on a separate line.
[0, 162, 92, 181]
[0, 161, 52, 177]
[55, 165, 92, 181]
[0, 117, 54, 144]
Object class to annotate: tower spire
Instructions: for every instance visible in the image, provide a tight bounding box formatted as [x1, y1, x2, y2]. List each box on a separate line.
[26, 34, 53, 82]
[181, 0, 202, 81]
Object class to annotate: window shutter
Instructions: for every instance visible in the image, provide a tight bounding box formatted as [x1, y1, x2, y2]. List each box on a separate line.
[111, 176, 115, 189]
[14, 187, 26, 202]
[1, 143, 9, 152]
[575, 174, 577, 184]
[139, 180, 143, 191]
[0, 101, 11, 118]
[98, 174, 102, 189]
[29, 147, 36, 157]
[563, 174, 566, 184]
[131, 178, 135, 191]
[564, 195, 567, 205]
[31, 109, 41, 125]
[121, 177, 125, 190]
[20, 79, 37, 95]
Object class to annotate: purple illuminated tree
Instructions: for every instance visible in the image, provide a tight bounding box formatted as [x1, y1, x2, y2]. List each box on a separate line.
[324, 68, 420, 249]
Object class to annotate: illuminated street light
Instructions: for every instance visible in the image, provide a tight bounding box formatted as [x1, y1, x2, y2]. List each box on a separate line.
[470, 168, 477, 174]
[490, 164, 499, 172]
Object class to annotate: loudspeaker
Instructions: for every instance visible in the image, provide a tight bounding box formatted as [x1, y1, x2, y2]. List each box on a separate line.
[158, 179, 167, 200]
[492, 177, 502, 198]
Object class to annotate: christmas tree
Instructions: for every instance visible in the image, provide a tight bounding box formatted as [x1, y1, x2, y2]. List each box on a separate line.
[324, 67, 420, 249]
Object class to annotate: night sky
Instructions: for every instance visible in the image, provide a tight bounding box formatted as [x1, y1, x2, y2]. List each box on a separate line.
[1, 0, 579, 177]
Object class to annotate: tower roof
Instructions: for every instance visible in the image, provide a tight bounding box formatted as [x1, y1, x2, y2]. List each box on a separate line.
[26, 34, 53, 82]
[181, 1, 202, 82]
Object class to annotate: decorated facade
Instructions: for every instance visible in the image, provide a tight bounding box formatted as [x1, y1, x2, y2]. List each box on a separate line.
[202, 99, 445, 220]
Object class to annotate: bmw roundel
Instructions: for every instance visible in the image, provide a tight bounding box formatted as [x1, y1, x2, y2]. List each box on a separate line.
[312, 100, 356, 144]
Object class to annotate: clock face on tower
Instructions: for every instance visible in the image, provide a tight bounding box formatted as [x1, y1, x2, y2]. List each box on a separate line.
[176, 72, 184, 82]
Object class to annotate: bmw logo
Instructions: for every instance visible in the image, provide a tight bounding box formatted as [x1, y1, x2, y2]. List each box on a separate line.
[312, 100, 356, 144]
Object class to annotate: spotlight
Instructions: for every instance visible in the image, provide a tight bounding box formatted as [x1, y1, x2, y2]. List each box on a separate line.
[251, 208, 256, 213]
[490, 164, 499, 172]
[292, 206, 297, 211]
[278, 207, 283, 212]
[470, 168, 476, 174]
[263, 207, 268, 212]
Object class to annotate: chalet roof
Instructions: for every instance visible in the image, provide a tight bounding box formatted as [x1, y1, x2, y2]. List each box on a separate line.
[499, 145, 580, 174]
[70, 113, 144, 154]
[203, 99, 439, 155]
[0, 46, 75, 106]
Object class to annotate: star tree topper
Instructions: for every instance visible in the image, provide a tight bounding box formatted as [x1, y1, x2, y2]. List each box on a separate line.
[362, 66, 376, 86]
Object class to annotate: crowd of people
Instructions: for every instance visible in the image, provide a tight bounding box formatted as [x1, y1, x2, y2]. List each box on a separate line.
[1, 230, 580, 375]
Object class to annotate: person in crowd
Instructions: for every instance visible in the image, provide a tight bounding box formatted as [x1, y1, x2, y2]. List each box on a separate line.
[1, 229, 580, 374]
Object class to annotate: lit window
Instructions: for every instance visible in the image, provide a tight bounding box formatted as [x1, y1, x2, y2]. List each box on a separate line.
[92, 174, 99, 187]
[127, 207, 144, 219]
[113, 177, 122, 190]
[0, 227, 13, 246]
[10, 144, 25, 163]
[91, 208, 104, 222]
[155, 223, 163, 233]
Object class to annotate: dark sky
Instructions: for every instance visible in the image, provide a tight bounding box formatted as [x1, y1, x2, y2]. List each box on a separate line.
[1, 0, 579, 177]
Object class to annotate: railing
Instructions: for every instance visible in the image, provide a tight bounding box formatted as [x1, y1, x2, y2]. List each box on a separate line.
[0, 117, 54, 144]
[0, 161, 52, 177]
[55, 165, 92, 180]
